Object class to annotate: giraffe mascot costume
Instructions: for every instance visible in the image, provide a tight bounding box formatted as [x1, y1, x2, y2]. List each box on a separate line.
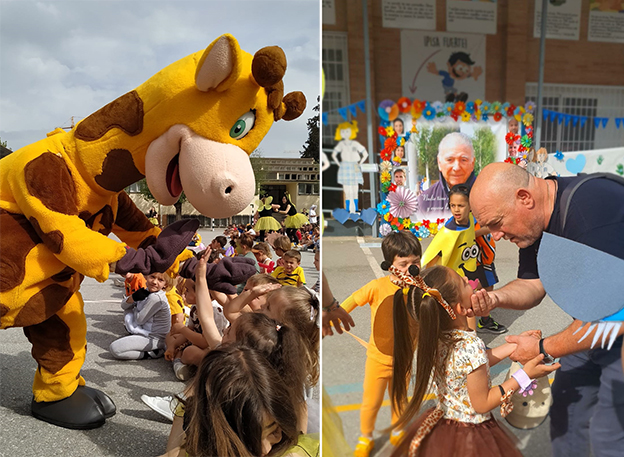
[0, 34, 306, 429]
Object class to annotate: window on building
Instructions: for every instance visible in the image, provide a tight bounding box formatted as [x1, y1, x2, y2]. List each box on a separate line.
[323, 32, 350, 149]
[526, 83, 624, 153]
[298, 183, 320, 195]
[126, 182, 141, 193]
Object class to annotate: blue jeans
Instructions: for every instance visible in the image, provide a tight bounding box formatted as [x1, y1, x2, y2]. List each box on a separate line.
[550, 335, 624, 457]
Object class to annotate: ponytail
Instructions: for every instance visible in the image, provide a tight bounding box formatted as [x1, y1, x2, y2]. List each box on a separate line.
[391, 287, 418, 418]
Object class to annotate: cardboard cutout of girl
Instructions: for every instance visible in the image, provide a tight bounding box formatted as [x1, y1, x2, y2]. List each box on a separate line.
[332, 120, 368, 213]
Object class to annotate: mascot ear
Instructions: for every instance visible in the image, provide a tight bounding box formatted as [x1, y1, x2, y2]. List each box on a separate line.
[195, 34, 242, 92]
[280, 91, 307, 121]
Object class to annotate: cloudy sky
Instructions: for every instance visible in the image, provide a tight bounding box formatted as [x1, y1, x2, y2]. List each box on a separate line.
[0, 0, 320, 158]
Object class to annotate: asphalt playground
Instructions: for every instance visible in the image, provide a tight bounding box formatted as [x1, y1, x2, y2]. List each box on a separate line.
[0, 228, 319, 457]
[321, 235, 573, 457]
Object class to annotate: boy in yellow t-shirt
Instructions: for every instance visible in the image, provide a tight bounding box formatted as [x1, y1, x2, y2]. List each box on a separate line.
[271, 250, 306, 287]
[340, 231, 421, 457]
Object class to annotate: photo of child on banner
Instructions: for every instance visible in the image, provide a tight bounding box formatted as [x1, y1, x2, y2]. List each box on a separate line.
[376, 98, 535, 238]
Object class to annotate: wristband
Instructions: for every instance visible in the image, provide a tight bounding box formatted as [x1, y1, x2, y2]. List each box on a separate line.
[511, 368, 533, 393]
[323, 298, 340, 312]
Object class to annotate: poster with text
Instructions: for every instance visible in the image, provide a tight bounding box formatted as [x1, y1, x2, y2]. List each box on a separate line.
[534, 0, 582, 41]
[447, 0, 498, 35]
[588, 0, 624, 43]
[323, 0, 336, 25]
[401, 30, 486, 102]
[382, 0, 436, 30]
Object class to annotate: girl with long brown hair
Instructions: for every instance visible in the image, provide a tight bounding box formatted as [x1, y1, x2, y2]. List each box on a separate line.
[390, 265, 559, 457]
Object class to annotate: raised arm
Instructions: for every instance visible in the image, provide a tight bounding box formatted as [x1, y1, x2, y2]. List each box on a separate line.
[469, 278, 546, 317]
[194, 249, 223, 349]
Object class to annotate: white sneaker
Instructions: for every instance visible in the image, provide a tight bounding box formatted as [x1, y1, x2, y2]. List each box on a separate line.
[140, 395, 175, 421]
[173, 359, 194, 381]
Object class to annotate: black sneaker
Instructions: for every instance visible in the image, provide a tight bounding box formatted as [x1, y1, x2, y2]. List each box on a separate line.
[477, 316, 508, 334]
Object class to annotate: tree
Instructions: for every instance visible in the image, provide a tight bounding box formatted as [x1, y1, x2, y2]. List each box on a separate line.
[300, 97, 319, 162]
[472, 127, 497, 174]
[0, 137, 10, 150]
[138, 179, 187, 222]
[250, 149, 268, 195]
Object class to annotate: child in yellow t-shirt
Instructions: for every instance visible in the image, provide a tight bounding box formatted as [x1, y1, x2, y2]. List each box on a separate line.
[271, 250, 306, 287]
[339, 231, 422, 457]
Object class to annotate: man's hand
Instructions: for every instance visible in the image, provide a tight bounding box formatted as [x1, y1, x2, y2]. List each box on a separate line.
[506, 334, 541, 365]
[322, 307, 355, 337]
[468, 289, 498, 317]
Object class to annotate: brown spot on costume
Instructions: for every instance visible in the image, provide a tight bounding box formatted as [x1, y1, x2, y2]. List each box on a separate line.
[24, 153, 78, 215]
[95, 149, 144, 192]
[24, 314, 73, 374]
[14, 284, 74, 328]
[74, 91, 144, 141]
[116, 192, 155, 233]
[0, 210, 41, 293]
[30, 217, 64, 254]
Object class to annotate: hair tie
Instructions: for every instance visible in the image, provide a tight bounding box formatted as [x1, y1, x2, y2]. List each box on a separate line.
[276, 324, 282, 332]
[422, 292, 431, 299]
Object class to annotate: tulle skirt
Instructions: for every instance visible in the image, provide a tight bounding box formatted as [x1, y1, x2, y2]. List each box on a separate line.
[322, 388, 352, 457]
[255, 216, 281, 231]
[285, 213, 308, 228]
[393, 408, 522, 457]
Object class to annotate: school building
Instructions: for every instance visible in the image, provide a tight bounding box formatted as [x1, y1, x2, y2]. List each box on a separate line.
[322, 0, 624, 213]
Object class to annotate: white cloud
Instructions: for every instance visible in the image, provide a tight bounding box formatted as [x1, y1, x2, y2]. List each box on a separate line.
[0, 0, 320, 158]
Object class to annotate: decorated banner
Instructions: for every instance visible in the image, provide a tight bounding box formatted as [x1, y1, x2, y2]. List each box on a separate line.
[376, 98, 534, 238]
[446, 0, 498, 35]
[547, 147, 624, 177]
[321, 100, 366, 125]
[541, 108, 624, 129]
[400, 30, 486, 102]
[382, 0, 436, 30]
[588, 0, 624, 43]
[534, 0, 582, 41]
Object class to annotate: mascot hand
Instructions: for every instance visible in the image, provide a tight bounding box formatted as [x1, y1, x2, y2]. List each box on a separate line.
[179, 256, 257, 295]
[131, 288, 151, 302]
[115, 219, 200, 275]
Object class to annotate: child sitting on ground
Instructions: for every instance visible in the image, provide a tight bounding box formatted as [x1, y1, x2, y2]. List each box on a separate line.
[339, 231, 422, 457]
[253, 241, 276, 274]
[390, 265, 559, 456]
[110, 272, 172, 360]
[223, 273, 281, 323]
[272, 249, 306, 287]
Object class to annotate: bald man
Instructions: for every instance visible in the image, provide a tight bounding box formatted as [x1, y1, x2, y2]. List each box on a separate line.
[417, 132, 476, 218]
[470, 162, 624, 457]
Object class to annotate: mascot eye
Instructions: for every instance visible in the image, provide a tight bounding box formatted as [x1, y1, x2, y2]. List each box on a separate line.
[461, 247, 471, 262]
[230, 110, 256, 140]
[470, 245, 479, 258]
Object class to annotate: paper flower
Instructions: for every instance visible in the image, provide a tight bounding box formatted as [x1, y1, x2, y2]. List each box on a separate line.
[473, 111, 482, 121]
[389, 183, 397, 193]
[460, 111, 471, 122]
[429, 222, 439, 235]
[384, 137, 397, 150]
[422, 219, 431, 229]
[417, 226, 430, 239]
[617, 164, 623, 176]
[521, 135, 532, 148]
[481, 102, 490, 113]
[451, 112, 459, 121]
[523, 113, 534, 126]
[412, 99, 425, 112]
[379, 223, 392, 236]
[527, 130, 533, 139]
[384, 212, 392, 222]
[385, 126, 395, 136]
[505, 132, 516, 145]
[401, 217, 412, 228]
[387, 186, 418, 218]
[502, 102, 510, 111]
[506, 106, 515, 117]
[443, 102, 455, 115]
[381, 148, 392, 161]
[379, 160, 393, 173]
[381, 171, 391, 183]
[518, 144, 527, 153]
[554, 150, 564, 161]
[481, 112, 489, 122]
[436, 218, 445, 225]
[466, 101, 475, 114]
[377, 126, 387, 136]
[504, 157, 517, 165]
[392, 156, 402, 167]
[525, 101, 536, 113]
[514, 106, 525, 116]
[455, 101, 466, 114]
[493, 112, 503, 122]
[431, 101, 443, 112]
[376, 200, 390, 215]
[597, 155, 604, 165]
[423, 107, 436, 120]
[491, 101, 502, 113]
[411, 108, 423, 119]
[398, 97, 412, 113]
[474, 99, 482, 106]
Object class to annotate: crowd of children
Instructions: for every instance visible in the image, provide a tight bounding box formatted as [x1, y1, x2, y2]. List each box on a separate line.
[108, 223, 320, 457]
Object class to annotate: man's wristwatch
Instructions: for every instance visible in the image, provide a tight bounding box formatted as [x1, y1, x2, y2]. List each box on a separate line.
[539, 338, 555, 364]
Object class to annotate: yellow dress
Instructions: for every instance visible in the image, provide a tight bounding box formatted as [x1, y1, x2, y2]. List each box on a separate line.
[322, 387, 352, 457]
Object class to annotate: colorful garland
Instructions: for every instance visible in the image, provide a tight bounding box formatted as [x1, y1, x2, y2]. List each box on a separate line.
[376, 99, 535, 238]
